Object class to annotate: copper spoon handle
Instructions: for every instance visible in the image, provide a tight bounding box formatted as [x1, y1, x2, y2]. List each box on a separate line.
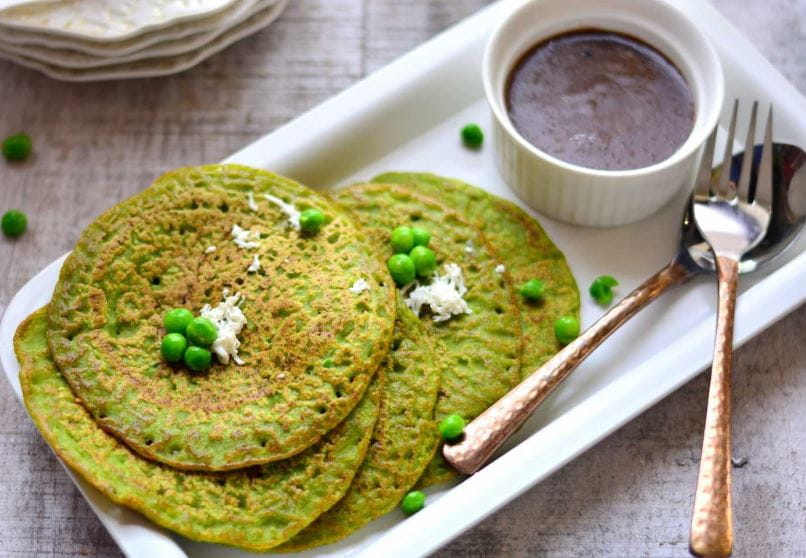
[689, 255, 738, 558]
[443, 261, 692, 475]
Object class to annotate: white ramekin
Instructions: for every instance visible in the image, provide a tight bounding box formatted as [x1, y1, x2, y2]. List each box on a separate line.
[484, 0, 725, 227]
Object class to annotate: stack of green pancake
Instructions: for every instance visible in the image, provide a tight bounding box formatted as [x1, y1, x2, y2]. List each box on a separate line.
[15, 165, 578, 552]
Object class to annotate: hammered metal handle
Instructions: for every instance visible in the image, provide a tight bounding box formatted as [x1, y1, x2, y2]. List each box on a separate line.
[443, 261, 692, 475]
[689, 255, 738, 557]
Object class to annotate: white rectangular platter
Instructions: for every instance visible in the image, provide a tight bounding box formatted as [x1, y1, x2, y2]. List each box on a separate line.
[2, 0, 806, 556]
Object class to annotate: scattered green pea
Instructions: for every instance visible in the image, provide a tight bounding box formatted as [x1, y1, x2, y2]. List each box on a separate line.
[387, 253, 416, 286]
[411, 226, 430, 247]
[163, 308, 193, 335]
[600, 275, 617, 287]
[461, 123, 484, 148]
[519, 279, 545, 302]
[589, 275, 619, 306]
[184, 346, 212, 372]
[554, 315, 580, 345]
[598, 275, 618, 287]
[2, 133, 32, 161]
[299, 208, 326, 233]
[439, 413, 465, 441]
[161, 333, 188, 363]
[1, 209, 27, 237]
[186, 317, 218, 347]
[400, 490, 426, 515]
[390, 226, 415, 254]
[410, 245, 437, 277]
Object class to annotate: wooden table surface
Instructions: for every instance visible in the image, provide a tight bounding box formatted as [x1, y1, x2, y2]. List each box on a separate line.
[1, 0, 804, 556]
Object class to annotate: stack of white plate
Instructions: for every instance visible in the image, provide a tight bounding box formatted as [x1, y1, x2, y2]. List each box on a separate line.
[0, 0, 289, 81]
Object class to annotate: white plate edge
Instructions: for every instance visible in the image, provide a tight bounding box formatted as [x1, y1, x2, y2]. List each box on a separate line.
[0, 0, 288, 82]
[0, 0, 276, 56]
[0, 0, 240, 43]
[0, 0, 271, 68]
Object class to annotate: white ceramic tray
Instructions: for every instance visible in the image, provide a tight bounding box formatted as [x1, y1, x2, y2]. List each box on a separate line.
[2, 0, 806, 556]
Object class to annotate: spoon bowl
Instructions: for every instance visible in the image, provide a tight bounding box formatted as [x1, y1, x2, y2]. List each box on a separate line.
[680, 142, 806, 273]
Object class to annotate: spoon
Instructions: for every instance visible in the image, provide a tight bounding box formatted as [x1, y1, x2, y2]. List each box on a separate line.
[443, 143, 806, 476]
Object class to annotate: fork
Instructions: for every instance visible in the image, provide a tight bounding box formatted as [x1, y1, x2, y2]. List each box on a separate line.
[689, 100, 773, 557]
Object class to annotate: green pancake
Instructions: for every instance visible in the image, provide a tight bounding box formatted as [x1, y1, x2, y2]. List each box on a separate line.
[374, 172, 580, 376]
[17, 308, 382, 552]
[47, 164, 395, 471]
[373, 173, 580, 487]
[332, 183, 522, 487]
[278, 299, 442, 551]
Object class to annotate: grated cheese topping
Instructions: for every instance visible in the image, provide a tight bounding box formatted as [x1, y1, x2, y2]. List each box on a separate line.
[495, 264, 506, 274]
[247, 254, 261, 273]
[247, 191, 259, 212]
[349, 279, 370, 294]
[405, 263, 472, 323]
[231, 224, 261, 249]
[200, 290, 248, 365]
[464, 240, 475, 255]
[204, 245, 217, 254]
[264, 194, 301, 230]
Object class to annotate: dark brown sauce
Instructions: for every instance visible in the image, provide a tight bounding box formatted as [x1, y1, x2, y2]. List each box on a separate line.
[506, 30, 694, 171]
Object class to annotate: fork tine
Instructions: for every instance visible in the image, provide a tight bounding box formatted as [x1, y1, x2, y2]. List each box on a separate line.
[736, 101, 758, 202]
[716, 99, 739, 198]
[695, 120, 719, 198]
[754, 105, 774, 207]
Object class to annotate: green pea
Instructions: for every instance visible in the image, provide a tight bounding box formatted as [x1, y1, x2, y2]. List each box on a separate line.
[597, 275, 618, 288]
[186, 317, 218, 347]
[390, 226, 415, 254]
[299, 208, 326, 233]
[410, 245, 437, 277]
[519, 279, 545, 302]
[163, 308, 193, 334]
[589, 275, 619, 306]
[461, 123, 484, 148]
[184, 346, 212, 372]
[1, 209, 27, 237]
[2, 133, 32, 161]
[554, 315, 580, 345]
[387, 253, 416, 286]
[439, 413, 465, 441]
[411, 226, 430, 247]
[161, 333, 188, 363]
[400, 490, 426, 515]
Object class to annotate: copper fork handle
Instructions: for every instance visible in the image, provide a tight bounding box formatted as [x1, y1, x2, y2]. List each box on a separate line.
[443, 261, 692, 475]
[690, 255, 738, 557]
